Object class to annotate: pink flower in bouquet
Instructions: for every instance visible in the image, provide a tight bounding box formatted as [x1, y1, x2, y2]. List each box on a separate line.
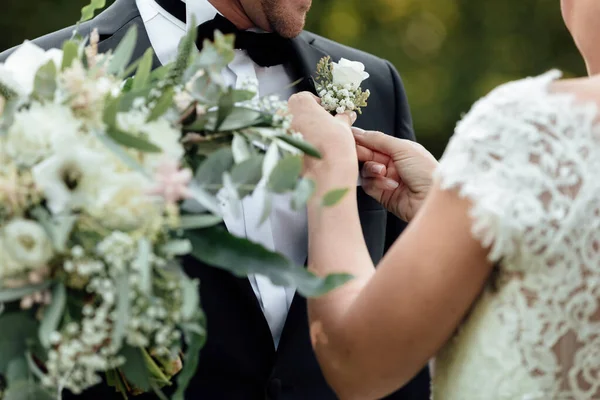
[147, 159, 193, 205]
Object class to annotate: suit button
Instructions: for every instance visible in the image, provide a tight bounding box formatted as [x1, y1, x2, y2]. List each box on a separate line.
[267, 378, 282, 399]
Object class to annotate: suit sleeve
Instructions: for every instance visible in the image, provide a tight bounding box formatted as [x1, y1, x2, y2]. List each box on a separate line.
[384, 60, 414, 252]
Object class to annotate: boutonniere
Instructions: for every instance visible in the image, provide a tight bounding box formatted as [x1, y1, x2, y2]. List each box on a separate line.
[315, 57, 370, 115]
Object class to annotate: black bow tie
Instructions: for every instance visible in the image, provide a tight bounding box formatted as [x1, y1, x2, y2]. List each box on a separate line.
[153, 0, 293, 67]
[196, 14, 294, 68]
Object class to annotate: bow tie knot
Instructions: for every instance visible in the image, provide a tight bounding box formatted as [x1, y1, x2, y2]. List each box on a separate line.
[196, 14, 294, 68]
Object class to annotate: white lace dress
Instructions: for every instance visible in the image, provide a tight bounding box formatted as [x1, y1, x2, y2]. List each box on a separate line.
[431, 70, 600, 400]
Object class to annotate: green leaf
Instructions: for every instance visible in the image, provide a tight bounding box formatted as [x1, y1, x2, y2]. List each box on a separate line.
[268, 155, 302, 194]
[231, 155, 264, 197]
[107, 25, 138, 76]
[136, 239, 152, 295]
[38, 283, 66, 349]
[0, 313, 38, 374]
[0, 282, 52, 303]
[187, 184, 221, 215]
[133, 48, 154, 90]
[187, 227, 353, 297]
[180, 278, 199, 321]
[258, 192, 272, 225]
[103, 95, 120, 128]
[179, 214, 223, 230]
[190, 73, 222, 106]
[119, 345, 152, 392]
[215, 88, 235, 130]
[147, 87, 175, 122]
[111, 275, 130, 350]
[292, 178, 316, 210]
[106, 128, 162, 153]
[80, 0, 106, 22]
[61, 40, 80, 70]
[29, 207, 76, 253]
[6, 357, 28, 385]
[150, 65, 169, 82]
[218, 107, 263, 132]
[195, 147, 234, 190]
[33, 61, 57, 101]
[173, 331, 205, 400]
[276, 134, 322, 159]
[161, 239, 192, 257]
[3, 382, 54, 400]
[232, 90, 256, 103]
[322, 188, 350, 207]
[122, 77, 134, 92]
[231, 133, 251, 164]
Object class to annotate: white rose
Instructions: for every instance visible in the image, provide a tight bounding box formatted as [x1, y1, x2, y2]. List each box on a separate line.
[6, 102, 82, 167]
[32, 145, 108, 215]
[0, 41, 63, 97]
[87, 172, 161, 231]
[116, 111, 184, 171]
[331, 58, 370, 88]
[0, 237, 24, 279]
[2, 219, 53, 271]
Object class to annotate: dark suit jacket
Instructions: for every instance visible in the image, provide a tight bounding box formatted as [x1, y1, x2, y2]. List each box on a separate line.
[0, 1, 430, 399]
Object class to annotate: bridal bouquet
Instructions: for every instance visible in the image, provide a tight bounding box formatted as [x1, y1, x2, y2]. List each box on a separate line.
[0, 3, 350, 400]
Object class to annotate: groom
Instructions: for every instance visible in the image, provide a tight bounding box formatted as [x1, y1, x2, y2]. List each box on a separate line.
[0, 0, 430, 399]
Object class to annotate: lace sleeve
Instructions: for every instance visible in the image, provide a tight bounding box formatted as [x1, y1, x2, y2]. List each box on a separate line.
[434, 70, 596, 266]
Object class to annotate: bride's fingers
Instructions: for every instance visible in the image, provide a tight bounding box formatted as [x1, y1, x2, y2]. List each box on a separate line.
[335, 111, 357, 126]
[356, 144, 391, 164]
[361, 176, 400, 192]
[361, 161, 387, 178]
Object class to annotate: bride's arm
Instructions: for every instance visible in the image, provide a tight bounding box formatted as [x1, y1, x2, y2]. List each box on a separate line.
[307, 173, 492, 400]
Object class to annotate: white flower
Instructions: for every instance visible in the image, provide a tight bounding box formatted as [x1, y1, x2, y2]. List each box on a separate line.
[6, 102, 82, 167]
[0, 41, 63, 97]
[32, 146, 108, 214]
[87, 172, 161, 231]
[116, 111, 184, 171]
[331, 58, 370, 88]
[2, 219, 53, 271]
[0, 237, 25, 279]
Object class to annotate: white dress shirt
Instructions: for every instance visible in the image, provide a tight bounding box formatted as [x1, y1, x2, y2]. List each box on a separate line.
[136, 0, 306, 348]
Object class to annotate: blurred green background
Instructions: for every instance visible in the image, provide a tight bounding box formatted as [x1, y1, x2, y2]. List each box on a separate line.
[0, 0, 586, 157]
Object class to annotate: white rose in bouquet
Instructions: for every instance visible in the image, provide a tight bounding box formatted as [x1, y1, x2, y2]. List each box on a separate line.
[331, 58, 370, 88]
[2, 218, 53, 271]
[0, 41, 62, 97]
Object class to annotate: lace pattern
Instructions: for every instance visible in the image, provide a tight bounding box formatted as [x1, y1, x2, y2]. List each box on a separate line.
[432, 70, 600, 399]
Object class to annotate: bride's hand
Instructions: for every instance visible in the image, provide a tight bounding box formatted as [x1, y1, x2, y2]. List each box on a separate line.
[353, 128, 438, 222]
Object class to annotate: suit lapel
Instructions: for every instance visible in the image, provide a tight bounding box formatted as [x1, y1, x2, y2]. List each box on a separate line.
[288, 33, 328, 95]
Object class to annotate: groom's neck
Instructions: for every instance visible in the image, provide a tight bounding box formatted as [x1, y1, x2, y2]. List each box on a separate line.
[207, 0, 256, 30]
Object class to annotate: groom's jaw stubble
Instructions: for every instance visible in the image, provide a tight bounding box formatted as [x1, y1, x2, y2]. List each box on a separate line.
[208, 0, 312, 38]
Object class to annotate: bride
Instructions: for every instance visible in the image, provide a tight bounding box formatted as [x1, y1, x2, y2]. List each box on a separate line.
[287, 1, 600, 399]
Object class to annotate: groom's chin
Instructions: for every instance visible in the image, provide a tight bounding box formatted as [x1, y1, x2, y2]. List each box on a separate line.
[263, 0, 312, 38]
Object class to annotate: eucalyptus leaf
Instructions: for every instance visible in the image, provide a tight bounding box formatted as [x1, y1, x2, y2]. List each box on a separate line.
[0, 313, 38, 374]
[173, 331, 205, 400]
[107, 26, 138, 76]
[180, 278, 199, 321]
[161, 239, 192, 257]
[230, 155, 264, 197]
[133, 48, 154, 90]
[195, 147, 234, 190]
[119, 345, 151, 392]
[215, 88, 235, 130]
[179, 214, 223, 230]
[150, 65, 170, 82]
[186, 227, 353, 298]
[2, 381, 54, 400]
[6, 357, 28, 385]
[276, 134, 322, 159]
[103, 94, 120, 127]
[268, 155, 302, 194]
[111, 275, 129, 350]
[0, 282, 51, 303]
[322, 188, 350, 207]
[29, 207, 76, 253]
[231, 134, 251, 164]
[190, 74, 222, 105]
[106, 128, 162, 153]
[33, 61, 57, 101]
[39, 283, 66, 349]
[262, 142, 280, 178]
[258, 192, 272, 226]
[232, 90, 256, 103]
[136, 239, 152, 295]
[61, 40, 79, 70]
[147, 87, 174, 122]
[292, 178, 316, 210]
[25, 352, 46, 381]
[217, 107, 263, 132]
[187, 183, 221, 216]
[80, 0, 106, 22]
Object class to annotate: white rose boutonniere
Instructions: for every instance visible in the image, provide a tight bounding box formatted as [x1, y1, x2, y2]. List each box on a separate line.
[315, 56, 370, 115]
